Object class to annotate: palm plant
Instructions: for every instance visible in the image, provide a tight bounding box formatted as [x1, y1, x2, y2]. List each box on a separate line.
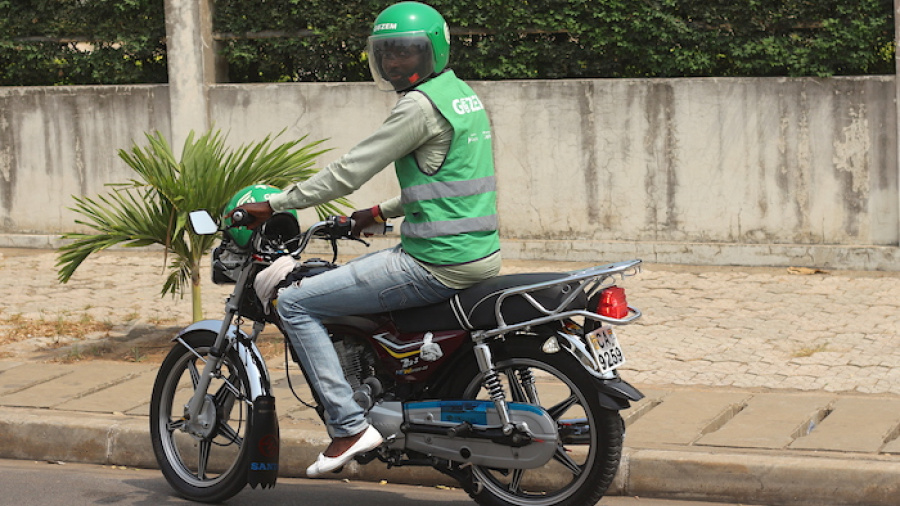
[56, 128, 346, 322]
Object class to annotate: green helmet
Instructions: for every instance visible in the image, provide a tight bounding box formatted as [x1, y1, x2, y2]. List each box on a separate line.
[223, 185, 297, 248]
[367, 2, 450, 92]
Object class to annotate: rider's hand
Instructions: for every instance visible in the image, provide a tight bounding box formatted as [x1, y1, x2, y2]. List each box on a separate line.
[226, 201, 274, 230]
[350, 205, 382, 238]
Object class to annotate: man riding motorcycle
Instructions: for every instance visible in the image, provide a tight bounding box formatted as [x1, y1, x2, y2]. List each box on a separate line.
[229, 1, 501, 477]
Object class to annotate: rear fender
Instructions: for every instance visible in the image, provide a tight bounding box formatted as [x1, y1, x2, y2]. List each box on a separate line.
[550, 330, 644, 410]
[595, 377, 644, 411]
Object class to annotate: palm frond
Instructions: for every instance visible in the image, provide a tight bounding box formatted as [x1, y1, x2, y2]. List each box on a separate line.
[57, 188, 171, 282]
[58, 127, 345, 319]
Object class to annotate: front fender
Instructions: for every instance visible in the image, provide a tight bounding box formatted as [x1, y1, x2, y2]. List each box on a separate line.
[174, 320, 273, 402]
[175, 319, 243, 339]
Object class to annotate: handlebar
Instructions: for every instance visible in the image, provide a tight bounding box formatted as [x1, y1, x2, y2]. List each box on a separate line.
[288, 216, 393, 259]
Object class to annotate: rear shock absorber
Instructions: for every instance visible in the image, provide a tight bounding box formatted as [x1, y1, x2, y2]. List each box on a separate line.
[473, 341, 514, 434]
[517, 367, 540, 405]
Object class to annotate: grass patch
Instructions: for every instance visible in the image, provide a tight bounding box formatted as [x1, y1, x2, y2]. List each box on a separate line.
[54, 343, 116, 363]
[0, 312, 113, 347]
[792, 342, 829, 358]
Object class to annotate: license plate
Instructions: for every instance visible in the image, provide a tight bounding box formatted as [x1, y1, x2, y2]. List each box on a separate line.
[587, 327, 626, 374]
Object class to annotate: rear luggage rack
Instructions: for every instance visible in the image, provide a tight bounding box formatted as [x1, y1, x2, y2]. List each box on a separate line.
[483, 259, 643, 339]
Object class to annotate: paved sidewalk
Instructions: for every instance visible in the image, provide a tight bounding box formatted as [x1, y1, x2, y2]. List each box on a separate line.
[1, 248, 900, 505]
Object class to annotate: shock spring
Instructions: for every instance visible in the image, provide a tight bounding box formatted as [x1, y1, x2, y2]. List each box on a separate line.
[482, 368, 506, 403]
[473, 341, 514, 432]
[517, 367, 540, 404]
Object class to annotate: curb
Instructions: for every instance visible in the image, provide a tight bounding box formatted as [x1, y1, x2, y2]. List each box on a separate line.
[2, 407, 899, 506]
[620, 448, 900, 506]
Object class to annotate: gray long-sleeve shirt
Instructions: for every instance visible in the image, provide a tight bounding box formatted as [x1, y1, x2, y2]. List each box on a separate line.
[268, 91, 500, 289]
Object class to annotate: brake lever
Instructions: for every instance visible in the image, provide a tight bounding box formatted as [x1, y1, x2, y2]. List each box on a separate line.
[350, 236, 371, 247]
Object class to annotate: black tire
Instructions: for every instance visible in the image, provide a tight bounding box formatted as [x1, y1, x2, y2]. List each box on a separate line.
[150, 331, 252, 503]
[448, 337, 624, 506]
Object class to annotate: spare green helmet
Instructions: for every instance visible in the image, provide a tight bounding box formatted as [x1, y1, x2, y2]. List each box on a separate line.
[367, 2, 450, 92]
[223, 185, 297, 248]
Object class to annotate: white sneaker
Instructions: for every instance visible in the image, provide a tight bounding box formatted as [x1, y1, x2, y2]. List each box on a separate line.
[306, 425, 384, 478]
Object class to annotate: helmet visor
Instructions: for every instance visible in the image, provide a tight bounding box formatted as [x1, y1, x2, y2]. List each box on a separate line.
[367, 32, 435, 92]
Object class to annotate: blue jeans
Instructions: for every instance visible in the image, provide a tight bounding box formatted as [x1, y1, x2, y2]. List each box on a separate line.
[276, 245, 458, 438]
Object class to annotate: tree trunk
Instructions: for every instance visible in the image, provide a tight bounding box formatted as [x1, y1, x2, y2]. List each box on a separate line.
[191, 265, 203, 322]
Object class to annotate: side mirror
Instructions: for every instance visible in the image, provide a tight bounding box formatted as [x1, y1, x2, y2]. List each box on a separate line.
[189, 210, 219, 235]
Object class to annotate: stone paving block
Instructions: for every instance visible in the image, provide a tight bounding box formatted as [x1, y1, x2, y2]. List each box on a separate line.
[696, 392, 836, 449]
[0, 361, 23, 373]
[56, 368, 156, 413]
[0, 363, 74, 396]
[622, 388, 669, 427]
[881, 436, 900, 454]
[271, 375, 319, 420]
[790, 396, 900, 453]
[626, 389, 752, 447]
[126, 402, 150, 417]
[0, 362, 151, 408]
[271, 373, 314, 403]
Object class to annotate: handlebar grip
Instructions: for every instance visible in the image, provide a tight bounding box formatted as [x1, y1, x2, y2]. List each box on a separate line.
[359, 222, 392, 235]
[230, 209, 254, 227]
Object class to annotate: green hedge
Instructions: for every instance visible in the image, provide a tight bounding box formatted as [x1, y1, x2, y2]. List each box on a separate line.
[0, 0, 167, 85]
[1, 0, 894, 86]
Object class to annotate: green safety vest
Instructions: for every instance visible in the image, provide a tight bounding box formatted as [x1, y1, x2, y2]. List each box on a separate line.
[396, 71, 500, 266]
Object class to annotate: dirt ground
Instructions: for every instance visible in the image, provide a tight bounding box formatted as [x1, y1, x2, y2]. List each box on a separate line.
[0, 316, 291, 365]
[0, 248, 291, 364]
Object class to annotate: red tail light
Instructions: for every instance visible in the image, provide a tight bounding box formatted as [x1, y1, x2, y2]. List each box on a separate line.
[598, 286, 629, 319]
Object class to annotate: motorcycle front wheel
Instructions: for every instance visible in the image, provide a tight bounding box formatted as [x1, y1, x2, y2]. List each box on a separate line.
[150, 331, 252, 503]
[449, 337, 625, 506]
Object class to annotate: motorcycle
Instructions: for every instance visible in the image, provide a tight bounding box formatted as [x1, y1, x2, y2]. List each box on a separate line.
[150, 208, 644, 506]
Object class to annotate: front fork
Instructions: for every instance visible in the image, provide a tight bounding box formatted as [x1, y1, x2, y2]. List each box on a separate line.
[180, 319, 267, 437]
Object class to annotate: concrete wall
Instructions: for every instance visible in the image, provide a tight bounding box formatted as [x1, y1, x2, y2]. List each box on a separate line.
[0, 85, 171, 233]
[1, 77, 898, 269]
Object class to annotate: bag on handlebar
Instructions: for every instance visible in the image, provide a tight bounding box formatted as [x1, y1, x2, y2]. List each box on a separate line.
[253, 257, 338, 316]
[211, 239, 245, 284]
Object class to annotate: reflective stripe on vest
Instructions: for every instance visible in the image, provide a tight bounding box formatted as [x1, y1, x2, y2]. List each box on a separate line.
[402, 214, 500, 239]
[400, 176, 497, 204]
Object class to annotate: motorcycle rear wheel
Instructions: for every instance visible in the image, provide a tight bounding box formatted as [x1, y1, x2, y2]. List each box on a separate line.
[450, 337, 625, 506]
[150, 331, 252, 503]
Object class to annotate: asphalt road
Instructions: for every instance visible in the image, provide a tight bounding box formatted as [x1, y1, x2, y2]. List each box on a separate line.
[0, 458, 760, 506]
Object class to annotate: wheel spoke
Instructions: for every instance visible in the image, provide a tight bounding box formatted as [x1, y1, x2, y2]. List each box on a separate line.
[197, 439, 212, 479]
[546, 394, 578, 421]
[224, 370, 241, 394]
[553, 446, 584, 477]
[188, 360, 201, 388]
[508, 468, 525, 493]
[213, 375, 241, 418]
[218, 422, 243, 447]
[167, 418, 186, 432]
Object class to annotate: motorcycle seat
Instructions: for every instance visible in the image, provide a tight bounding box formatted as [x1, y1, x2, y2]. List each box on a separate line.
[391, 272, 586, 333]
